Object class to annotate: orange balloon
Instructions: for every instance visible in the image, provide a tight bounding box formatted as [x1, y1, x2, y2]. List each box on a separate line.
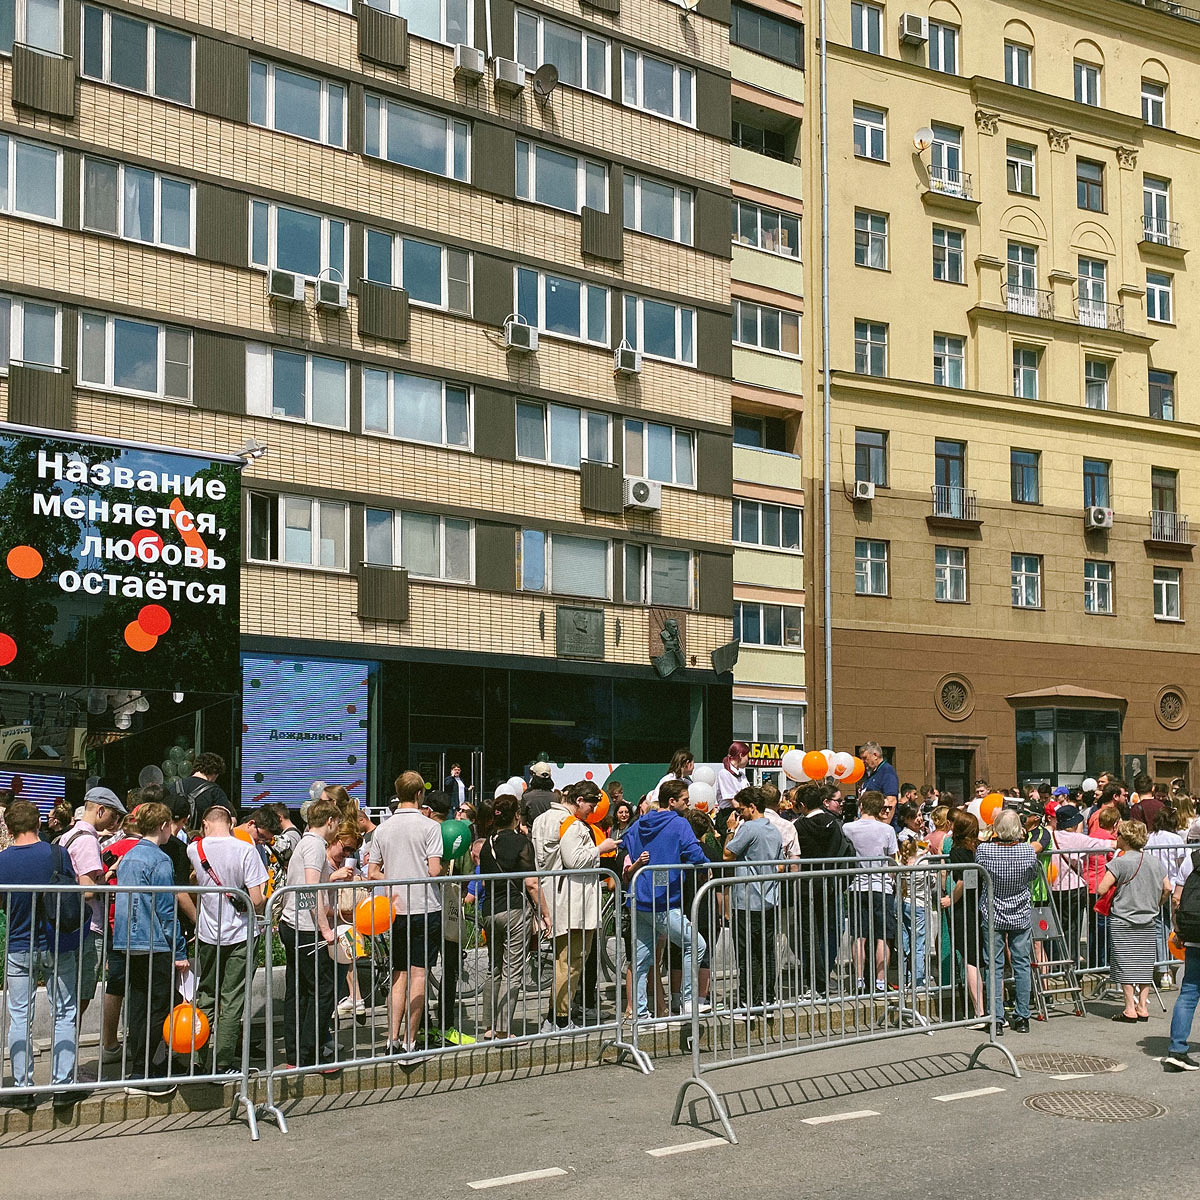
[844, 757, 866, 785]
[124, 620, 158, 653]
[1046, 860, 1058, 885]
[802, 750, 829, 780]
[163, 1003, 210, 1053]
[1169, 932, 1187, 962]
[586, 790, 610, 826]
[354, 894, 393, 937]
[6, 545, 43, 579]
[980, 793, 1004, 826]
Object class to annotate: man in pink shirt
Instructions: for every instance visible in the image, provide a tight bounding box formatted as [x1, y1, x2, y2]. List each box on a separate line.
[1047, 804, 1111, 969]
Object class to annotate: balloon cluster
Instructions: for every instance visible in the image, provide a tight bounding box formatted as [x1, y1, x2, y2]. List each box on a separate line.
[965, 792, 1005, 827]
[780, 748, 866, 785]
[689, 764, 717, 812]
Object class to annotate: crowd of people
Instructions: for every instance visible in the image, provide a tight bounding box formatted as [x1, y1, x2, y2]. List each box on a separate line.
[1, 742, 1199, 1114]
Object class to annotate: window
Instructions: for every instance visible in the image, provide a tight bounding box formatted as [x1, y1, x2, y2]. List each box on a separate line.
[1149, 369, 1175, 422]
[515, 8, 608, 96]
[364, 94, 469, 181]
[1142, 79, 1166, 127]
[854, 209, 887, 269]
[935, 439, 966, 509]
[1006, 142, 1035, 195]
[1074, 59, 1100, 107]
[935, 546, 967, 603]
[1007, 241, 1037, 304]
[1, 0, 60, 52]
[1083, 458, 1110, 509]
[249, 494, 347, 570]
[363, 368, 471, 449]
[250, 200, 345, 283]
[932, 226, 963, 283]
[365, 508, 473, 583]
[854, 320, 887, 375]
[732, 498, 802, 551]
[621, 49, 694, 125]
[1010, 449, 1040, 504]
[854, 538, 888, 596]
[734, 300, 799, 357]
[623, 544, 693, 608]
[81, 4, 192, 104]
[734, 601, 803, 648]
[853, 104, 886, 160]
[855, 429, 887, 486]
[245, 345, 348, 429]
[1147, 272, 1173, 324]
[516, 400, 610, 469]
[933, 334, 964, 388]
[1005, 41, 1031, 88]
[364, 230, 470, 313]
[732, 200, 797, 257]
[79, 312, 190, 399]
[0, 295, 59, 371]
[1084, 359, 1109, 411]
[1076, 159, 1104, 211]
[372, 0, 470, 44]
[81, 157, 193, 252]
[1152, 467, 1178, 514]
[520, 530, 609, 599]
[624, 295, 696, 365]
[0, 134, 60, 223]
[250, 60, 345, 148]
[1012, 346, 1039, 399]
[929, 123, 966, 195]
[624, 419, 695, 486]
[850, 1, 882, 53]
[1077, 257, 1107, 326]
[1011, 554, 1042, 609]
[1144, 176, 1171, 244]
[1016, 706, 1120, 789]
[731, 118, 787, 160]
[515, 268, 608, 345]
[928, 21, 958, 74]
[731, 2, 802, 66]
[516, 140, 606, 214]
[1154, 566, 1181, 621]
[734, 412, 787, 450]
[1084, 561, 1113, 615]
[733, 701, 805, 748]
[627, 173, 693, 245]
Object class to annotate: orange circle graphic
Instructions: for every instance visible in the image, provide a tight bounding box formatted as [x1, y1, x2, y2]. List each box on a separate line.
[6, 546, 43, 579]
[124, 621, 158, 653]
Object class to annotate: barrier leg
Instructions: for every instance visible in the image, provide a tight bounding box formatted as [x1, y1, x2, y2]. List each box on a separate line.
[672, 1075, 738, 1145]
[967, 1035, 1021, 1080]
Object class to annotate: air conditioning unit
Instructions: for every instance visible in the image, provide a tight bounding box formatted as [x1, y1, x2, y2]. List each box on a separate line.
[315, 280, 348, 310]
[493, 57, 526, 96]
[454, 43, 485, 82]
[623, 476, 662, 512]
[267, 270, 304, 303]
[853, 480, 876, 501]
[1085, 506, 1114, 530]
[613, 343, 642, 375]
[898, 13, 929, 43]
[504, 317, 538, 353]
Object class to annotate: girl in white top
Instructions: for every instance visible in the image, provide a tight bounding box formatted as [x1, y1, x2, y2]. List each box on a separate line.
[648, 748, 695, 808]
[715, 742, 751, 810]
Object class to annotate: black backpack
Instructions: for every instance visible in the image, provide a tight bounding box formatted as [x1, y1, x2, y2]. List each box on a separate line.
[1177, 850, 1200, 943]
[172, 776, 218, 829]
[39, 843, 84, 942]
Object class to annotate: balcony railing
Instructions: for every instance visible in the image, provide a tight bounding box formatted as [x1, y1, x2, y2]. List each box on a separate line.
[1141, 216, 1183, 247]
[1003, 283, 1054, 320]
[1150, 509, 1191, 544]
[1076, 298, 1125, 332]
[931, 485, 979, 521]
[928, 167, 973, 200]
[1133, 0, 1200, 23]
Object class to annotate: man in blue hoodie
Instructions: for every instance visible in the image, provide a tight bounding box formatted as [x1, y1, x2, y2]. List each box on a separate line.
[623, 779, 710, 1020]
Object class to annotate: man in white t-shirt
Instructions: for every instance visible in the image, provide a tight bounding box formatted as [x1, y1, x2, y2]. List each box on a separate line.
[842, 790, 899, 993]
[1164, 848, 1200, 1072]
[187, 802, 268, 1073]
[368, 771, 443, 1054]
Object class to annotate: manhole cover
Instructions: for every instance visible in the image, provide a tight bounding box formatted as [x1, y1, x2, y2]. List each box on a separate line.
[1016, 1053, 1123, 1075]
[1024, 1091, 1166, 1122]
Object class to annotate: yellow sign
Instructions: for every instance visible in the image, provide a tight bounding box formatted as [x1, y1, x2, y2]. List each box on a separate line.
[748, 742, 799, 768]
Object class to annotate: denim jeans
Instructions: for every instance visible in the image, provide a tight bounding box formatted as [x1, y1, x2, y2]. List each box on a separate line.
[6, 948, 79, 1087]
[902, 901, 928, 987]
[633, 907, 705, 1018]
[984, 924, 1032, 1020]
[1168, 945, 1200, 1055]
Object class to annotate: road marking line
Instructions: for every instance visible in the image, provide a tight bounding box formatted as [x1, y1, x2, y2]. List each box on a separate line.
[467, 1168, 568, 1190]
[932, 1086, 1005, 1103]
[645, 1138, 728, 1157]
[802, 1109, 879, 1126]
[1050, 1073, 1091, 1081]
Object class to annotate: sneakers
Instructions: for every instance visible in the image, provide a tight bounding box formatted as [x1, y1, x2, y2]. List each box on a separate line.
[539, 1019, 579, 1035]
[124, 1080, 178, 1098]
[1009, 1017, 1030, 1034]
[101, 1043, 124, 1065]
[874, 979, 888, 993]
[442, 1027, 476, 1046]
[335, 996, 366, 1019]
[1162, 1053, 1200, 1072]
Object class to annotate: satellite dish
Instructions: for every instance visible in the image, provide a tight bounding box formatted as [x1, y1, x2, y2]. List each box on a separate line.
[532, 63, 559, 100]
[138, 764, 165, 787]
[913, 126, 934, 152]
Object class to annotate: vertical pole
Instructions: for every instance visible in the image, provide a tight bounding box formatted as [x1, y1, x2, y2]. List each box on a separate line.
[819, 0, 834, 748]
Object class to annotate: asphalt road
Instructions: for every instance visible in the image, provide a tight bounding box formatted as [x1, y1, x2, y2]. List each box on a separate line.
[2, 1001, 1195, 1199]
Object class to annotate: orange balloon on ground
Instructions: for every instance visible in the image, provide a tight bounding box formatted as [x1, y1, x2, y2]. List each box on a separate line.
[6, 545, 43, 579]
[163, 1003, 210, 1053]
[586, 791, 610, 826]
[1169, 932, 1186, 962]
[801, 750, 829, 780]
[980, 793, 1004, 826]
[354, 894, 393, 936]
[844, 757, 866, 785]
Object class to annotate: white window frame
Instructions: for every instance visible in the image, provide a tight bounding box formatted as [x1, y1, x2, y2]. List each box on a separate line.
[623, 295, 696, 365]
[622, 544, 695, 608]
[249, 199, 347, 282]
[1084, 358, 1110, 411]
[1011, 553, 1042, 609]
[734, 600, 804, 649]
[853, 103, 886, 160]
[933, 334, 964, 388]
[621, 48, 694, 126]
[1074, 59, 1100, 107]
[516, 139, 607, 215]
[519, 530, 611, 600]
[932, 225, 963, 283]
[935, 546, 967, 603]
[731, 497, 802, 553]
[2, 0, 62, 52]
[850, 1, 882, 54]
[854, 209, 888, 269]
[514, 267, 609, 346]
[1142, 79, 1166, 127]
[1004, 41, 1031, 88]
[627, 171, 694, 246]
[1143, 176, 1170, 244]
[371, 0, 472, 46]
[1012, 346, 1039, 399]
[732, 700, 806, 749]
[1006, 141, 1036, 195]
[1147, 271, 1173, 324]
[245, 344, 349, 430]
[854, 320, 887, 376]
[0, 294, 61, 372]
[928, 21, 958, 74]
[1154, 565, 1181, 621]
[734, 299, 800, 358]
[0, 134, 62, 224]
[248, 493, 349, 572]
[249, 59, 346, 149]
[78, 310, 191, 400]
[854, 538, 888, 596]
[362, 367, 473, 451]
[363, 93, 470, 182]
[731, 199, 797, 258]
[515, 399, 612, 470]
[80, 156, 195, 252]
[363, 228, 471, 314]
[1084, 560, 1113, 615]
[624, 418, 695, 488]
[364, 507, 475, 584]
[80, 4, 194, 105]
[515, 7, 609, 97]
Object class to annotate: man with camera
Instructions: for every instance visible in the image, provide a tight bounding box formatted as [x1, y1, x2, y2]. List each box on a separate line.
[187, 801, 268, 1073]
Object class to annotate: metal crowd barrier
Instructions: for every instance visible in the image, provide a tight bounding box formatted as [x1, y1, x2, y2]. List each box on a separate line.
[0, 882, 261, 1138]
[670, 859, 1020, 1144]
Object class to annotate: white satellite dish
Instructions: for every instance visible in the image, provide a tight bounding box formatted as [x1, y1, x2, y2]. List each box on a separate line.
[913, 126, 935, 152]
[532, 63, 559, 100]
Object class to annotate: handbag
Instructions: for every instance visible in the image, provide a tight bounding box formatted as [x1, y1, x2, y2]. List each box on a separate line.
[1094, 850, 1142, 917]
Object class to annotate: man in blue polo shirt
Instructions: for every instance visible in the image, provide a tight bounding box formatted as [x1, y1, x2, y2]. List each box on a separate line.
[859, 742, 898, 806]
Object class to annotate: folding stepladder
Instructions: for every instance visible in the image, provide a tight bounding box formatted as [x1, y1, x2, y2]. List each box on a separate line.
[1030, 886, 1086, 1020]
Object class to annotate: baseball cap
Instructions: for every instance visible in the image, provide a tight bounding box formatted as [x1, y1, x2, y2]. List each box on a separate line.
[529, 761, 553, 778]
[1051, 785, 1070, 797]
[1055, 804, 1083, 829]
[85, 785, 127, 816]
[1044, 801, 1059, 820]
[423, 790, 452, 817]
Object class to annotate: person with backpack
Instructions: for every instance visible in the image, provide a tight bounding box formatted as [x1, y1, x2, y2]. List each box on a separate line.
[1164, 842, 1200, 1071]
[172, 752, 231, 830]
[794, 782, 854, 998]
[0, 799, 83, 1108]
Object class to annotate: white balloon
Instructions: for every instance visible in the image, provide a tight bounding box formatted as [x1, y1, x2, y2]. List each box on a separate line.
[495, 782, 517, 799]
[965, 798, 984, 822]
[781, 748, 807, 782]
[506, 775, 528, 794]
[830, 751, 855, 779]
[1082, 778, 1098, 793]
[692, 765, 717, 786]
[688, 780, 717, 811]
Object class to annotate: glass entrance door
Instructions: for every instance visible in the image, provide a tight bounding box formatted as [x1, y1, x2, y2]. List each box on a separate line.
[410, 745, 483, 811]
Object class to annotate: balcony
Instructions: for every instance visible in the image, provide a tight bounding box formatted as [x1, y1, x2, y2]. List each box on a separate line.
[1076, 298, 1125, 332]
[1131, 0, 1200, 22]
[1147, 509, 1192, 554]
[923, 167, 979, 213]
[1140, 216, 1186, 261]
[927, 485, 982, 529]
[1003, 283, 1054, 320]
